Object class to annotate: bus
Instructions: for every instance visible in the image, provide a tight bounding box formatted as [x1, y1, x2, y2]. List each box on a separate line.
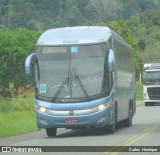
[25, 26, 136, 137]
[143, 63, 160, 106]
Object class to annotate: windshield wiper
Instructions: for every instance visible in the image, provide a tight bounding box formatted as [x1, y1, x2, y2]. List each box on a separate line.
[51, 70, 69, 103]
[75, 73, 90, 101]
[51, 77, 69, 102]
[51, 70, 90, 102]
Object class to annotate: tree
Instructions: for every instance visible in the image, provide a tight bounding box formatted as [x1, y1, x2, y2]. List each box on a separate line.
[99, 21, 142, 79]
[0, 0, 159, 30]
[138, 39, 146, 52]
[0, 28, 41, 89]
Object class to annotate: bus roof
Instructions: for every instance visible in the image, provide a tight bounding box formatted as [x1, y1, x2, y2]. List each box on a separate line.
[37, 26, 126, 46]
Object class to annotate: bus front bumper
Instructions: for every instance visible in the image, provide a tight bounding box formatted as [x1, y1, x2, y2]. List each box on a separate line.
[36, 107, 113, 129]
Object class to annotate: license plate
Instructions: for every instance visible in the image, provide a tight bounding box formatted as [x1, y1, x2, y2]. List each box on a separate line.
[66, 119, 78, 123]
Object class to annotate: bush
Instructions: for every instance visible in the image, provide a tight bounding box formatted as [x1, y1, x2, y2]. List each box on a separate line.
[0, 98, 12, 113]
[0, 92, 35, 113]
[0, 28, 41, 89]
[11, 94, 35, 111]
[18, 86, 34, 98]
[136, 81, 143, 101]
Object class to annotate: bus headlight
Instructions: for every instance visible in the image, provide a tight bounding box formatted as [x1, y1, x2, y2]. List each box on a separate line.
[98, 104, 106, 110]
[36, 106, 47, 113]
[96, 101, 112, 111]
[39, 107, 46, 112]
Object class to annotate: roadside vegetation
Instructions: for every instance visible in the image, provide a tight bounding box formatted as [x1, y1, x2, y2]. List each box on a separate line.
[0, 88, 38, 138]
[136, 81, 143, 101]
[0, 109, 37, 138]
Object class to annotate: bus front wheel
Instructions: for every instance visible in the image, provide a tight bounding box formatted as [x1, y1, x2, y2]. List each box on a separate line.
[107, 104, 117, 134]
[108, 123, 116, 133]
[46, 128, 57, 137]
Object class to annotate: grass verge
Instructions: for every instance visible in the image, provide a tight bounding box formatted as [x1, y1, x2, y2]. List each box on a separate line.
[0, 94, 38, 138]
[0, 110, 38, 138]
[136, 81, 143, 101]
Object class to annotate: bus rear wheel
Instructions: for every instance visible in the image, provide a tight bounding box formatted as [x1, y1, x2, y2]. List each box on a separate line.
[124, 106, 132, 127]
[46, 128, 57, 137]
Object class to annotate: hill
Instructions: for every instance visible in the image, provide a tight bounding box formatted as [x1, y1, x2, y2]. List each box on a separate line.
[0, 0, 160, 30]
[127, 8, 160, 63]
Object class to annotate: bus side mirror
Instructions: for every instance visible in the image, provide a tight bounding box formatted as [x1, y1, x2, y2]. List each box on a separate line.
[25, 53, 35, 76]
[108, 49, 115, 72]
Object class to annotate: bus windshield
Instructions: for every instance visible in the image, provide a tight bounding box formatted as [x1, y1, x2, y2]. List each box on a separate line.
[143, 71, 160, 85]
[35, 43, 112, 103]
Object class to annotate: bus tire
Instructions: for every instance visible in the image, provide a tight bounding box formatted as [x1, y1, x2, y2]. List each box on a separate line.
[124, 103, 132, 127]
[46, 128, 57, 137]
[145, 102, 150, 106]
[108, 123, 116, 133]
[107, 102, 117, 133]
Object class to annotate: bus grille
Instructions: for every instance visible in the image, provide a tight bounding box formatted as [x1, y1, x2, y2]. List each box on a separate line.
[147, 87, 160, 100]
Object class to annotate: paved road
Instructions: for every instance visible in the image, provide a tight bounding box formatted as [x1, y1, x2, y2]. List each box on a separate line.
[1, 101, 160, 155]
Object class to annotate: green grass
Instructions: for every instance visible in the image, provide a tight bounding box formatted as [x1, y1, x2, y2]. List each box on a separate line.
[0, 93, 35, 113]
[0, 94, 38, 138]
[0, 110, 38, 138]
[136, 81, 143, 101]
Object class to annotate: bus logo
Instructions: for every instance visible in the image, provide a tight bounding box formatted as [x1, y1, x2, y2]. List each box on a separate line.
[69, 111, 74, 115]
